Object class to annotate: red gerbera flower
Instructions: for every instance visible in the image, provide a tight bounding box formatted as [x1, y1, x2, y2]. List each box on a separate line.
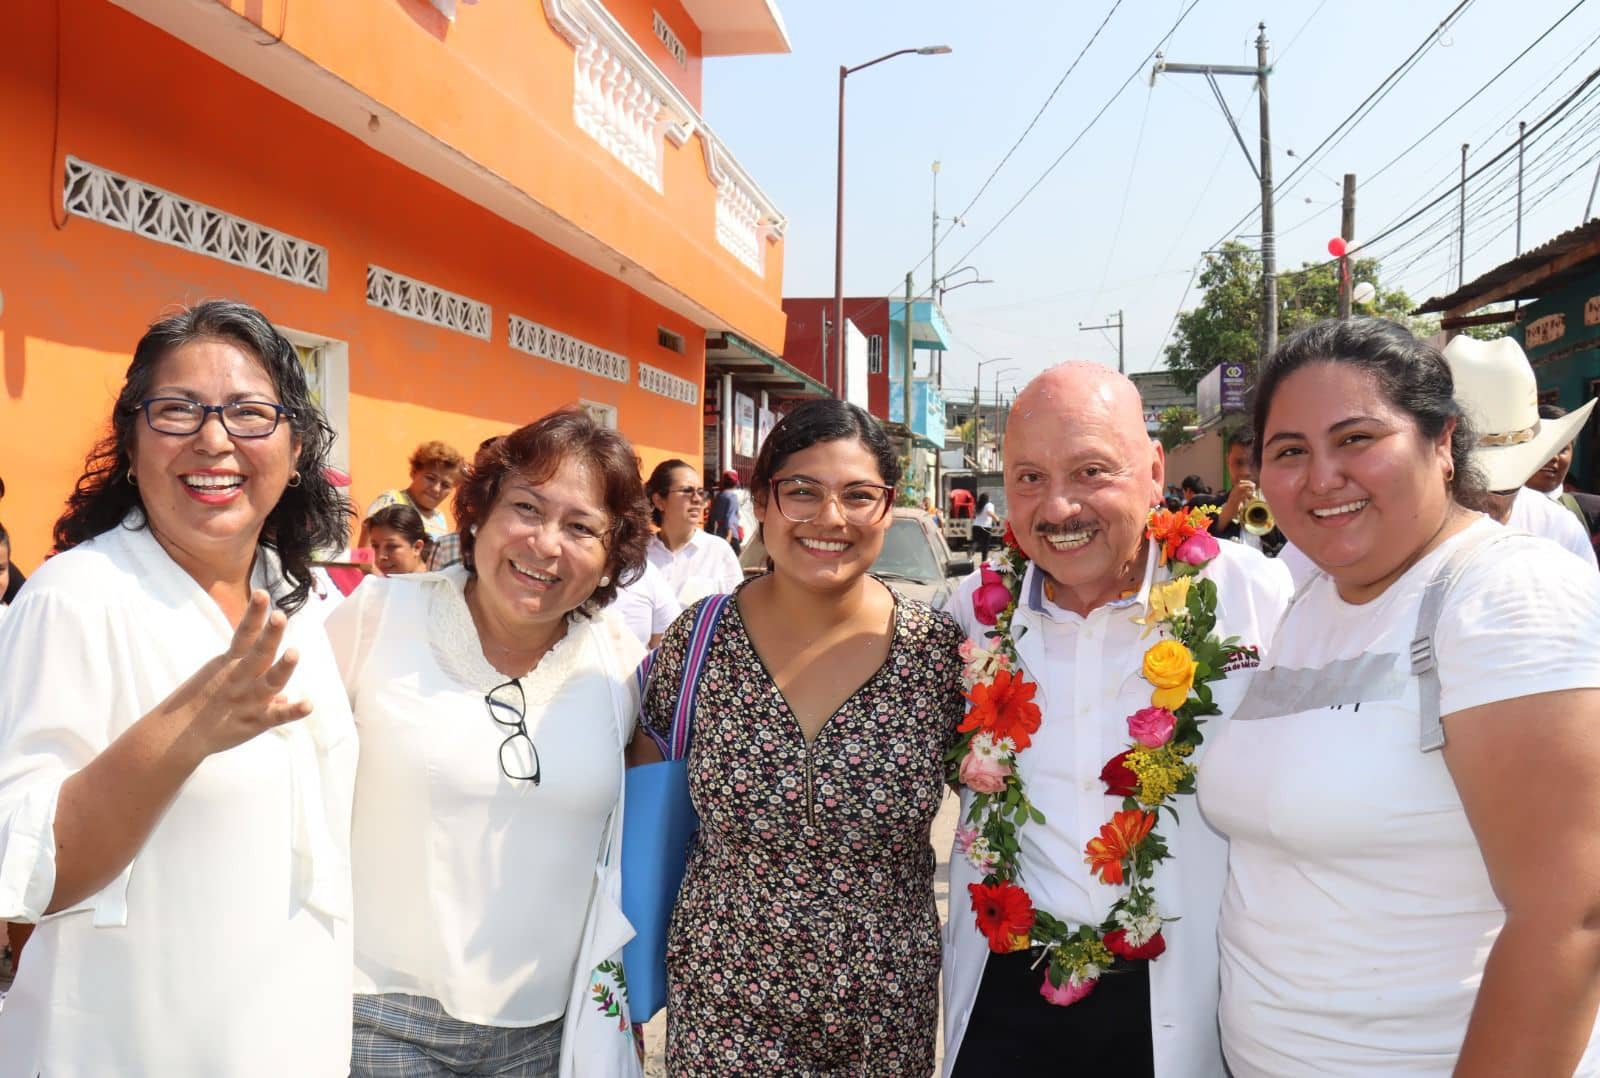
[1002, 521, 1022, 552]
[958, 669, 1043, 751]
[969, 880, 1035, 953]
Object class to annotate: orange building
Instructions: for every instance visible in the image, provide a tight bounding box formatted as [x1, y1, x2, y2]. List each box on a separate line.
[0, 0, 790, 572]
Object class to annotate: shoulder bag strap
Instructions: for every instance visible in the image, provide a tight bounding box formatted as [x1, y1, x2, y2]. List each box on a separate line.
[1412, 528, 1517, 753]
[667, 593, 734, 761]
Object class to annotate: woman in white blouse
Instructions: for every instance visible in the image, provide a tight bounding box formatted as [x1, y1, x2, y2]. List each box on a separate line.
[643, 459, 743, 604]
[0, 301, 357, 1076]
[327, 409, 652, 1077]
[1201, 318, 1600, 1075]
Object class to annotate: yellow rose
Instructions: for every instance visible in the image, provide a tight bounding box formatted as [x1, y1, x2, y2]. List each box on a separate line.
[1143, 640, 1197, 710]
[1135, 577, 1192, 637]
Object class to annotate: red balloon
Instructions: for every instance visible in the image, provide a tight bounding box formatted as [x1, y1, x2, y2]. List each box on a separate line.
[1327, 237, 1348, 257]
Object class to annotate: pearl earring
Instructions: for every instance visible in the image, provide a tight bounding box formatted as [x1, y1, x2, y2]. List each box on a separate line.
[599, 575, 611, 587]
[469, 524, 478, 535]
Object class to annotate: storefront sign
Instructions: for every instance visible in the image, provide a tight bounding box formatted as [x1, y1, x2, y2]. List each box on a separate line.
[1526, 313, 1567, 348]
[735, 393, 756, 458]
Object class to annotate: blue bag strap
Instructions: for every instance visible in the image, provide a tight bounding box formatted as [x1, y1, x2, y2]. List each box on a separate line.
[668, 594, 733, 760]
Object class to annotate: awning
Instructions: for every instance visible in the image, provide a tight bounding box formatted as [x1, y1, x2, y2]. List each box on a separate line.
[705, 331, 831, 398]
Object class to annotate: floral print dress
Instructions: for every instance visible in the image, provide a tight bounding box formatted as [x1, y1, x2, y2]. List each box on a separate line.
[643, 581, 966, 1076]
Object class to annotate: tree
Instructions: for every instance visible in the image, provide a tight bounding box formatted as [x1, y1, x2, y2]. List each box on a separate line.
[1156, 406, 1198, 451]
[1163, 241, 1418, 393]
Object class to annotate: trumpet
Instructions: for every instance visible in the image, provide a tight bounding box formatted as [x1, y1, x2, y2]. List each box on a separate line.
[1239, 494, 1275, 536]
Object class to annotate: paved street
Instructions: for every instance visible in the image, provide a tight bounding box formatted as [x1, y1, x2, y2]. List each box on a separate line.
[642, 791, 960, 1075]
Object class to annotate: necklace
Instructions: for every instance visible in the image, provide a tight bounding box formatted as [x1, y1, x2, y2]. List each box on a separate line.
[952, 509, 1248, 1004]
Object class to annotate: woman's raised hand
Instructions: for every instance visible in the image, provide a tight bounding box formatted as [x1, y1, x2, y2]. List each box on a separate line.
[166, 590, 312, 762]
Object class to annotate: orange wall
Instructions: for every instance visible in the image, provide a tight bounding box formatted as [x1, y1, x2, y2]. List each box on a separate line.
[207, 0, 784, 352]
[0, 0, 707, 571]
[610, 0, 706, 109]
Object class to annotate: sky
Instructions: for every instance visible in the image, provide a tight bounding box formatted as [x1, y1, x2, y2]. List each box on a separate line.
[698, 0, 1600, 404]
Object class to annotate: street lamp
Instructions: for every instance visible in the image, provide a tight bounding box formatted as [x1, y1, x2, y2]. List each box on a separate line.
[992, 366, 1021, 467]
[831, 44, 953, 397]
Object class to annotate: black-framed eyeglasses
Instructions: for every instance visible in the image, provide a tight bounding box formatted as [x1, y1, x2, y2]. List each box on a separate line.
[485, 678, 540, 785]
[771, 477, 895, 525]
[670, 485, 709, 500]
[136, 397, 294, 439]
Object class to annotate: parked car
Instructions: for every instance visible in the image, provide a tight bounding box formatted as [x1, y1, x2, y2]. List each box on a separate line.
[739, 508, 974, 610]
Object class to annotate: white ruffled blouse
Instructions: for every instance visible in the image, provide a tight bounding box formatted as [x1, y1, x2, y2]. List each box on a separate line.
[327, 567, 643, 1027]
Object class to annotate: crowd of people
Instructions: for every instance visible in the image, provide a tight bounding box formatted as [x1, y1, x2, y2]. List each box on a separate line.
[1, 299, 1599, 1077]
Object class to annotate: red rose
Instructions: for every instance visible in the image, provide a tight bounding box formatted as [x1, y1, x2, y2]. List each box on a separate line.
[1100, 749, 1138, 798]
[1104, 928, 1167, 961]
[1002, 521, 1022, 552]
[968, 880, 1035, 953]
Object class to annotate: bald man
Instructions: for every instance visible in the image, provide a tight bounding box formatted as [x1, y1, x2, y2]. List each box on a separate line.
[942, 364, 1292, 1077]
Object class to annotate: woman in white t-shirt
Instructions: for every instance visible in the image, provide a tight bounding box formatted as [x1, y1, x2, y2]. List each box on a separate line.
[327, 409, 651, 1076]
[0, 301, 358, 1076]
[643, 459, 742, 605]
[1201, 318, 1600, 1076]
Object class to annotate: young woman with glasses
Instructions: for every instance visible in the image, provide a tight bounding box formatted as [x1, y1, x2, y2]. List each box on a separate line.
[325, 410, 652, 1075]
[635, 399, 967, 1074]
[643, 459, 742, 604]
[0, 301, 357, 1075]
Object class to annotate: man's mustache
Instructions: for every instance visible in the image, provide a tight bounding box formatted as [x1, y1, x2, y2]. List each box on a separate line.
[1034, 519, 1099, 536]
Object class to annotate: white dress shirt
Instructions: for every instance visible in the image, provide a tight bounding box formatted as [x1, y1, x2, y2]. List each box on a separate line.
[607, 559, 683, 646]
[0, 519, 357, 1077]
[942, 541, 1292, 1077]
[1508, 485, 1597, 567]
[326, 568, 644, 1026]
[646, 529, 743, 605]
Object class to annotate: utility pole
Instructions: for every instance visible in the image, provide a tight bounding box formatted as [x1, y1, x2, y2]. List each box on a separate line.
[903, 272, 915, 457]
[1337, 174, 1356, 319]
[1517, 122, 1526, 254]
[930, 161, 941, 300]
[1458, 143, 1469, 289]
[1078, 311, 1125, 374]
[1151, 23, 1276, 364]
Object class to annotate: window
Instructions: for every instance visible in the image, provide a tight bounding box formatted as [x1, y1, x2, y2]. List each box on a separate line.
[281, 329, 351, 474]
[652, 11, 687, 67]
[657, 327, 685, 354]
[867, 335, 883, 375]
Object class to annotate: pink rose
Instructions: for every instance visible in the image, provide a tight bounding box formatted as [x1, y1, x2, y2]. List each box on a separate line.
[1039, 972, 1098, 1007]
[1173, 530, 1220, 565]
[1127, 707, 1176, 748]
[954, 824, 978, 854]
[958, 748, 1011, 794]
[972, 566, 1013, 626]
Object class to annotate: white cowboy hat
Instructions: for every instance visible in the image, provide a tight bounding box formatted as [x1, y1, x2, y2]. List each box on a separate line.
[1441, 335, 1595, 492]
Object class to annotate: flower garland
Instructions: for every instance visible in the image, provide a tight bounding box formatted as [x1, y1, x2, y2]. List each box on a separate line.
[948, 508, 1247, 1005]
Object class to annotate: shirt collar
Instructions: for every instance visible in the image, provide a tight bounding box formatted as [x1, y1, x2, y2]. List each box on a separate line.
[1023, 539, 1160, 621]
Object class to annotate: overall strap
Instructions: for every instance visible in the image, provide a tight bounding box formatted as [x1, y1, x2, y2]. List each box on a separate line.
[1412, 528, 1516, 753]
[668, 593, 733, 759]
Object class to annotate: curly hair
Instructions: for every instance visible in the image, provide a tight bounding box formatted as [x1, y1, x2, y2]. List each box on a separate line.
[453, 410, 650, 611]
[51, 301, 350, 614]
[409, 440, 465, 475]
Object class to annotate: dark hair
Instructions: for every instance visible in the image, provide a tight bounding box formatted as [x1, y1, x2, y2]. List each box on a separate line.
[750, 399, 900, 505]
[644, 458, 697, 527]
[409, 440, 465, 475]
[0, 520, 8, 551]
[454, 409, 649, 610]
[976, 492, 991, 511]
[51, 301, 349, 614]
[1253, 317, 1487, 511]
[1180, 474, 1209, 495]
[1225, 425, 1256, 451]
[1540, 403, 1569, 420]
[365, 504, 431, 556]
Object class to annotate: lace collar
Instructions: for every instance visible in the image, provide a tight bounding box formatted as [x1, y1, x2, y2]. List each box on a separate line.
[425, 565, 592, 694]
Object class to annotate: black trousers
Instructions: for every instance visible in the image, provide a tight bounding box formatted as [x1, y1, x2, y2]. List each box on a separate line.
[950, 951, 1155, 1075]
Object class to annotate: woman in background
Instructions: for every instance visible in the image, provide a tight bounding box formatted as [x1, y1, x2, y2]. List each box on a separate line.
[365, 503, 431, 576]
[644, 459, 741, 605]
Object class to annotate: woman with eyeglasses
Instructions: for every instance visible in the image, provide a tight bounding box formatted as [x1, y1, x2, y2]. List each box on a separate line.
[636, 400, 966, 1074]
[0, 301, 356, 1076]
[325, 410, 652, 1076]
[643, 459, 743, 605]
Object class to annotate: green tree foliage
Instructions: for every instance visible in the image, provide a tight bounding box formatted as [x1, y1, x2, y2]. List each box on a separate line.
[1163, 240, 1417, 393]
[1157, 406, 1199, 451]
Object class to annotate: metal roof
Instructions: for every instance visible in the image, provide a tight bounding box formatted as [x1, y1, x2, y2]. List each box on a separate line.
[1414, 218, 1600, 314]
